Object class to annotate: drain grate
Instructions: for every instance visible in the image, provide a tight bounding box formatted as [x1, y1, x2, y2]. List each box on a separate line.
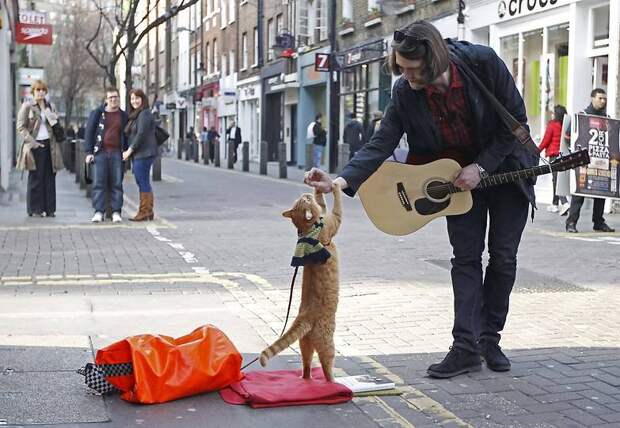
[424, 259, 591, 293]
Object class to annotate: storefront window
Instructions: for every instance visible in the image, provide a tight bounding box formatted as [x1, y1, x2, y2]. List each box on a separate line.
[592, 5, 609, 48]
[522, 29, 543, 137]
[546, 24, 569, 117]
[499, 34, 519, 82]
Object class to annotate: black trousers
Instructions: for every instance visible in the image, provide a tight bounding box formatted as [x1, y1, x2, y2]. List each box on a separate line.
[27, 140, 56, 216]
[446, 184, 529, 352]
[566, 196, 606, 227]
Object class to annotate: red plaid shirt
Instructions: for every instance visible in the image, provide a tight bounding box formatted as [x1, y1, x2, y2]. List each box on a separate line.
[421, 62, 475, 166]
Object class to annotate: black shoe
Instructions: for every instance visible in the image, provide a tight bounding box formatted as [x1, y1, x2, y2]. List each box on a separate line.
[427, 347, 481, 379]
[45, 212, 55, 218]
[480, 340, 511, 372]
[566, 223, 578, 233]
[593, 223, 615, 232]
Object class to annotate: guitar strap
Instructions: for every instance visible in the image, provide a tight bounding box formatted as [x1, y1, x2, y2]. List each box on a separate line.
[451, 55, 541, 157]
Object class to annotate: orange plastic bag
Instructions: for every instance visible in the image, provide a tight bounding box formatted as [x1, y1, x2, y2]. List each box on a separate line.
[95, 324, 243, 404]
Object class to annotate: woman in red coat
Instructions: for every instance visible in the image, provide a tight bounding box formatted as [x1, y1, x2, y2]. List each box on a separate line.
[538, 105, 569, 215]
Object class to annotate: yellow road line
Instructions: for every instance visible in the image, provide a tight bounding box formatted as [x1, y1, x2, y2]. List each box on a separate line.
[355, 356, 471, 427]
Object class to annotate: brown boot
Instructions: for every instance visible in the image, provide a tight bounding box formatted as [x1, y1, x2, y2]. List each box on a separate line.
[130, 192, 153, 221]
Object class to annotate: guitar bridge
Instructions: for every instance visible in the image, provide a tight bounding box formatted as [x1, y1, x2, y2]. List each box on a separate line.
[396, 182, 412, 211]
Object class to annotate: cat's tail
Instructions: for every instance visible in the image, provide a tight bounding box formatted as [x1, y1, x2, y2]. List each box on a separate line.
[259, 319, 312, 367]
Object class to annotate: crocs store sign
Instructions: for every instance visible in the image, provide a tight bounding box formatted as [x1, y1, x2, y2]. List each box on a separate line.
[497, 0, 564, 19]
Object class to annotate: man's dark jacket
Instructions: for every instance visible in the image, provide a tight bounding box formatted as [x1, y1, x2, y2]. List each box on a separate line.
[340, 40, 538, 204]
[343, 120, 364, 154]
[84, 105, 129, 154]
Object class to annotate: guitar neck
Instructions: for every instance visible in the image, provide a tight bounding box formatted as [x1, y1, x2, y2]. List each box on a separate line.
[449, 164, 554, 194]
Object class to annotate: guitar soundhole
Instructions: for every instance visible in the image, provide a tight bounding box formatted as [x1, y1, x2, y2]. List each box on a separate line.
[425, 180, 450, 202]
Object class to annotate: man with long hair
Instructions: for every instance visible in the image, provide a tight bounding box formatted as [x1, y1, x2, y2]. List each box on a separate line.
[305, 20, 539, 378]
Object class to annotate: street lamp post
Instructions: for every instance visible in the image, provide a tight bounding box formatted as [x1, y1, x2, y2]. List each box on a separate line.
[328, 0, 339, 173]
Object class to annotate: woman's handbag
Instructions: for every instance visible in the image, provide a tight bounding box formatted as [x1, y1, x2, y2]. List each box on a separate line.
[52, 122, 66, 142]
[155, 126, 169, 146]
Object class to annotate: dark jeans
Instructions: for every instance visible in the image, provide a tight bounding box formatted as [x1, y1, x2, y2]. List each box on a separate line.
[27, 140, 56, 215]
[446, 184, 529, 352]
[132, 156, 155, 193]
[566, 196, 606, 227]
[549, 155, 568, 205]
[92, 151, 124, 213]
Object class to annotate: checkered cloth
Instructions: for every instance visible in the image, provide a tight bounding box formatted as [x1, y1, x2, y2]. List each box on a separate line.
[77, 362, 133, 394]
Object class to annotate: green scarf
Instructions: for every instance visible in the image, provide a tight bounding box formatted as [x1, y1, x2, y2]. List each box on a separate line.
[291, 217, 331, 267]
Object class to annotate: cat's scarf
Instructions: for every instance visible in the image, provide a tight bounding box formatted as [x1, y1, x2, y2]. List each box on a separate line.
[291, 217, 331, 266]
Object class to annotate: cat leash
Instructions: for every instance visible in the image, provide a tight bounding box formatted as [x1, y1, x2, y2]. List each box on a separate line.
[240, 266, 299, 371]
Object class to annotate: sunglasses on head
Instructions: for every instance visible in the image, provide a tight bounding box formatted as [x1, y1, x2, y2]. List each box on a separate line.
[393, 30, 421, 44]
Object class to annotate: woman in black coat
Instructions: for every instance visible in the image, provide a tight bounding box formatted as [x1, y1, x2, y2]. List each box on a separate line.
[123, 88, 158, 221]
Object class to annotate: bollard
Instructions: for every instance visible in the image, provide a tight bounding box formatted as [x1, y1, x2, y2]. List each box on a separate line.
[185, 139, 191, 161]
[227, 140, 235, 169]
[214, 138, 221, 167]
[259, 141, 268, 175]
[78, 144, 86, 189]
[242, 141, 249, 172]
[278, 142, 287, 179]
[194, 141, 199, 163]
[337, 143, 350, 174]
[305, 144, 314, 171]
[177, 139, 183, 159]
[74, 140, 82, 182]
[203, 142, 209, 165]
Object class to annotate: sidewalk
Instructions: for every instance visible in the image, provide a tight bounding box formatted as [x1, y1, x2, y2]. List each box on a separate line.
[1, 159, 619, 427]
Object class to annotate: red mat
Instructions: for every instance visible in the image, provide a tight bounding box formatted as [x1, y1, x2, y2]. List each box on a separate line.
[219, 367, 353, 408]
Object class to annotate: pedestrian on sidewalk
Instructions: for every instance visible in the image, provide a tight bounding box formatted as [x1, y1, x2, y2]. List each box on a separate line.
[16, 79, 64, 218]
[226, 120, 242, 163]
[565, 88, 615, 233]
[123, 88, 158, 221]
[364, 111, 383, 145]
[84, 87, 128, 223]
[343, 112, 364, 159]
[538, 105, 570, 216]
[207, 126, 219, 163]
[312, 114, 327, 168]
[305, 20, 539, 379]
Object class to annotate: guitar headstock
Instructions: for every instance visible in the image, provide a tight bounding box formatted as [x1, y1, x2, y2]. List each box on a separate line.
[550, 149, 591, 172]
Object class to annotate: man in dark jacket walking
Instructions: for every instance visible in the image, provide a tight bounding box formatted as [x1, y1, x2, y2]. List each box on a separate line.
[305, 20, 539, 379]
[84, 87, 128, 223]
[343, 113, 364, 159]
[565, 88, 615, 233]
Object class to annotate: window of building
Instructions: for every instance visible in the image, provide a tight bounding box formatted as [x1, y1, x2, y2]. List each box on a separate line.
[206, 42, 211, 74]
[228, 0, 235, 23]
[592, 5, 610, 48]
[213, 39, 218, 73]
[267, 18, 274, 61]
[367, 0, 379, 12]
[342, 0, 353, 20]
[253, 27, 258, 66]
[242, 32, 248, 70]
[222, 53, 227, 76]
[220, 0, 227, 28]
[276, 13, 283, 35]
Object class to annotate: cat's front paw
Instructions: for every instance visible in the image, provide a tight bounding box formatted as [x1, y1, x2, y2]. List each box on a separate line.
[331, 182, 341, 192]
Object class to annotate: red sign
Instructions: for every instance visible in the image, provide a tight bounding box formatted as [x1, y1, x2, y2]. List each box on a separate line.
[315, 53, 330, 72]
[16, 22, 53, 45]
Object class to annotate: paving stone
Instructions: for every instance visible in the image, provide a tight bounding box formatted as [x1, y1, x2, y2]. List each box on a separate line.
[561, 408, 605, 426]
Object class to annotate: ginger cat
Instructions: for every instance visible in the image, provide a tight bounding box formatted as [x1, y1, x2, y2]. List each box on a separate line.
[259, 183, 342, 382]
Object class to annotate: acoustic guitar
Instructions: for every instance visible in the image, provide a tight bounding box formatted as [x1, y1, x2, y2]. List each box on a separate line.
[357, 149, 590, 236]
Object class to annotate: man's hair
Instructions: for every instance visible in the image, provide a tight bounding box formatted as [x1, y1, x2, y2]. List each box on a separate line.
[553, 105, 567, 123]
[591, 88, 606, 98]
[315, 113, 322, 121]
[105, 87, 120, 96]
[387, 20, 449, 82]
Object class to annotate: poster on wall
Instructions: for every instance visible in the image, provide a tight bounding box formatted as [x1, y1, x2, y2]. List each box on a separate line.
[570, 114, 620, 199]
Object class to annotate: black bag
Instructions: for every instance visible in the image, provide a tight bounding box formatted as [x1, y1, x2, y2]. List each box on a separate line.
[84, 160, 93, 185]
[155, 126, 169, 146]
[52, 122, 66, 143]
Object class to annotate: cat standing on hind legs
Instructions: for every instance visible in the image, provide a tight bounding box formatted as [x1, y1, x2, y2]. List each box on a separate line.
[259, 183, 342, 382]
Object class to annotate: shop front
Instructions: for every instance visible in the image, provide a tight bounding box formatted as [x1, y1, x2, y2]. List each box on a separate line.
[296, 49, 328, 168]
[463, 0, 619, 141]
[237, 76, 261, 161]
[261, 61, 286, 162]
[337, 38, 391, 146]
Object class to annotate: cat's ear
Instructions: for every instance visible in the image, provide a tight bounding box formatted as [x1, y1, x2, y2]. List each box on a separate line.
[305, 209, 313, 221]
[282, 210, 293, 218]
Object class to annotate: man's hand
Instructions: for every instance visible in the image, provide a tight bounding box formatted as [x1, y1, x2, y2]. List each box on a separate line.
[122, 148, 133, 161]
[304, 168, 333, 193]
[453, 164, 482, 191]
[85, 154, 94, 164]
